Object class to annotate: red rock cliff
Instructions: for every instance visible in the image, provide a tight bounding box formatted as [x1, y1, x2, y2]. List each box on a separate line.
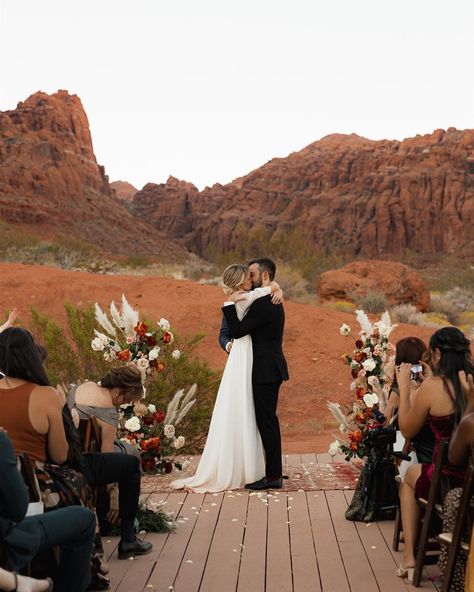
[0, 91, 184, 258]
[132, 130, 474, 258]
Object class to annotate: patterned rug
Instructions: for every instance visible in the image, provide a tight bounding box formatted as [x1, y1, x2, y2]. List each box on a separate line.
[141, 458, 362, 493]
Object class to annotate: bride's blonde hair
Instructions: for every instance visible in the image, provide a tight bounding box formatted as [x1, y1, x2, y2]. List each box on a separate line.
[222, 264, 249, 296]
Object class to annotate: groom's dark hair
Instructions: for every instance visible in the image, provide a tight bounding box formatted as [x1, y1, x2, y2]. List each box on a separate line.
[248, 258, 276, 281]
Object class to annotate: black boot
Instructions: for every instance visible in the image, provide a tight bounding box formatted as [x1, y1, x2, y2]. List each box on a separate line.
[117, 537, 153, 559]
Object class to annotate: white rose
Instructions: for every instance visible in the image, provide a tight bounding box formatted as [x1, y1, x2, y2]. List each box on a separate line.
[124, 416, 141, 432]
[120, 402, 133, 410]
[91, 337, 105, 351]
[172, 349, 181, 360]
[148, 404, 156, 413]
[148, 346, 161, 360]
[350, 381, 357, 391]
[363, 392, 379, 408]
[164, 424, 175, 438]
[362, 358, 376, 372]
[136, 357, 150, 371]
[103, 351, 115, 362]
[182, 460, 191, 471]
[339, 323, 351, 336]
[173, 435, 185, 449]
[328, 440, 342, 457]
[159, 318, 170, 331]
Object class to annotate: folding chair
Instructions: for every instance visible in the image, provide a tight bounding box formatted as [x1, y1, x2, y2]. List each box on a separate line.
[437, 450, 474, 592]
[412, 439, 449, 587]
[78, 416, 102, 453]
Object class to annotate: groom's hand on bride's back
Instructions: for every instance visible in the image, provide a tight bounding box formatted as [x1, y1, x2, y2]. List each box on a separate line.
[271, 288, 284, 305]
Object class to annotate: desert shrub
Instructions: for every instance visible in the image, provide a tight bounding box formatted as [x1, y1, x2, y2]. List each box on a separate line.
[429, 294, 460, 325]
[423, 257, 474, 291]
[422, 312, 451, 327]
[389, 304, 424, 325]
[354, 292, 388, 314]
[327, 300, 355, 313]
[457, 311, 474, 336]
[202, 226, 347, 291]
[28, 303, 220, 452]
[442, 288, 474, 312]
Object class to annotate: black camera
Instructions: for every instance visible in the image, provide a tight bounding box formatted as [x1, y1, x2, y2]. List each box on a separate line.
[365, 427, 397, 447]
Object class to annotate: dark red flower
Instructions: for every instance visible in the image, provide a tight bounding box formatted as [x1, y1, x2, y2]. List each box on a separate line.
[153, 411, 165, 423]
[162, 331, 172, 344]
[351, 368, 359, 379]
[164, 461, 173, 473]
[354, 351, 367, 363]
[355, 339, 364, 349]
[141, 457, 155, 473]
[355, 387, 366, 400]
[145, 335, 157, 347]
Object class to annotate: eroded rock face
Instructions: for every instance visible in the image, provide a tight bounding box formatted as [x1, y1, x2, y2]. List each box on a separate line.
[132, 129, 474, 258]
[0, 91, 184, 258]
[318, 260, 431, 311]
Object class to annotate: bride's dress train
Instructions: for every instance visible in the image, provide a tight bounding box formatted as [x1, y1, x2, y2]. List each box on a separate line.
[171, 289, 268, 493]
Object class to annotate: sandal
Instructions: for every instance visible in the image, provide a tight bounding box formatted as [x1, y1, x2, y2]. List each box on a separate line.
[395, 564, 414, 581]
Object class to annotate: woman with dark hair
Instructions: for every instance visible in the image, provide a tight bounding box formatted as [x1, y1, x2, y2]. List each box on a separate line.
[394, 327, 473, 580]
[384, 336, 435, 463]
[0, 327, 69, 466]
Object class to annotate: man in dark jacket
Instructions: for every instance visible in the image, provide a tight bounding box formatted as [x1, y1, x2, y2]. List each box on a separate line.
[0, 430, 95, 592]
[221, 258, 289, 489]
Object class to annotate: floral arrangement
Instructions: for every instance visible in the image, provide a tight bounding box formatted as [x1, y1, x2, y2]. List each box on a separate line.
[91, 294, 181, 381]
[119, 384, 197, 473]
[327, 310, 396, 460]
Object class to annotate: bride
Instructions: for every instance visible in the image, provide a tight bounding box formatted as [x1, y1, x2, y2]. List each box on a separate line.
[171, 264, 282, 493]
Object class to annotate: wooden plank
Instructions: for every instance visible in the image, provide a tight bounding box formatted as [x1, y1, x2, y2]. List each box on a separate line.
[286, 453, 302, 467]
[288, 491, 321, 592]
[307, 491, 350, 592]
[199, 491, 249, 591]
[326, 490, 379, 592]
[265, 492, 293, 592]
[145, 492, 203, 591]
[237, 492, 267, 592]
[300, 452, 316, 466]
[316, 452, 333, 464]
[107, 492, 185, 592]
[172, 492, 225, 592]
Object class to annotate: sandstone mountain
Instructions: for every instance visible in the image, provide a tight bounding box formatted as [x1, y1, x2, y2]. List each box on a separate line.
[0, 91, 185, 258]
[131, 130, 474, 258]
[110, 180, 137, 204]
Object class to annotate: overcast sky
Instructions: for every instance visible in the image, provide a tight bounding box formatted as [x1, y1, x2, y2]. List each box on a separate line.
[0, 0, 472, 190]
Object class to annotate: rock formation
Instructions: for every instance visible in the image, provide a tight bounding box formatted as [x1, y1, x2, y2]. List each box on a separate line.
[110, 180, 138, 204]
[0, 91, 184, 258]
[317, 260, 430, 311]
[132, 129, 474, 258]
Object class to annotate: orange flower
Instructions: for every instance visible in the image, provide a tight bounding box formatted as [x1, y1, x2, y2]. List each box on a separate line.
[349, 430, 363, 443]
[355, 387, 366, 400]
[157, 362, 165, 373]
[117, 349, 131, 361]
[355, 412, 366, 424]
[350, 441, 359, 452]
[162, 331, 173, 344]
[134, 322, 148, 336]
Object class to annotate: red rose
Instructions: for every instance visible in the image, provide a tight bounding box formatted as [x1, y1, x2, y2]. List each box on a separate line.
[141, 457, 155, 473]
[351, 368, 359, 379]
[164, 461, 173, 473]
[134, 322, 148, 337]
[355, 339, 364, 349]
[153, 411, 165, 423]
[354, 351, 367, 363]
[162, 331, 172, 344]
[117, 349, 131, 361]
[146, 335, 157, 347]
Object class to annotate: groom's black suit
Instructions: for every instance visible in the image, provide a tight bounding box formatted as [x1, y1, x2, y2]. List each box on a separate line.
[222, 295, 289, 479]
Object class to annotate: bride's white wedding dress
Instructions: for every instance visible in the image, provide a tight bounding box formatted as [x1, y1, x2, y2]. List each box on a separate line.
[171, 287, 270, 493]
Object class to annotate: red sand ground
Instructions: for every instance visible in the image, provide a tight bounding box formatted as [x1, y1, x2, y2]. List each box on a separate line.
[0, 263, 435, 452]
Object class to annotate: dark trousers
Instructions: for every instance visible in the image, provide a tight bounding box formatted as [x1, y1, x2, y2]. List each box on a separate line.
[253, 380, 283, 479]
[82, 452, 140, 523]
[25, 506, 95, 592]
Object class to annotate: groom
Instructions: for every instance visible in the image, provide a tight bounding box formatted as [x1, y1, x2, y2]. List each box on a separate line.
[220, 258, 289, 489]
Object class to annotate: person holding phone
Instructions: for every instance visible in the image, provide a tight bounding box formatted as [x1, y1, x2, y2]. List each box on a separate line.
[385, 337, 435, 464]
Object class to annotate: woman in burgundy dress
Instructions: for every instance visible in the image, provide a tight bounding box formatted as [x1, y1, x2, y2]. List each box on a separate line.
[394, 327, 473, 580]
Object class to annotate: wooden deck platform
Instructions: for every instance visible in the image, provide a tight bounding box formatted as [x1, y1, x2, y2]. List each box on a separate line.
[103, 454, 441, 592]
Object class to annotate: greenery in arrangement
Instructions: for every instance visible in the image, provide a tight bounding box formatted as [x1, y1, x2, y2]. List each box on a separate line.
[29, 302, 221, 453]
[109, 501, 176, 535]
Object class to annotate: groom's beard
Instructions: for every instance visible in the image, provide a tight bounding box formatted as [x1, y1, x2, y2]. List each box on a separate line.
[252, 278, 262, 289]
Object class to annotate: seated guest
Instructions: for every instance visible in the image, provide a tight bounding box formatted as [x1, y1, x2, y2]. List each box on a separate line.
[385, 336, 435, 464]
[394, 327, 472, 580]
[0, 328, 152, 560]
[0, 430, 95, 592]
[68, 366, 144, 453]
[434, 370, 474, 592]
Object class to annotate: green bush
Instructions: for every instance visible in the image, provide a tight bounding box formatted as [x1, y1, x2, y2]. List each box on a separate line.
[28, 303, 220, 452]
